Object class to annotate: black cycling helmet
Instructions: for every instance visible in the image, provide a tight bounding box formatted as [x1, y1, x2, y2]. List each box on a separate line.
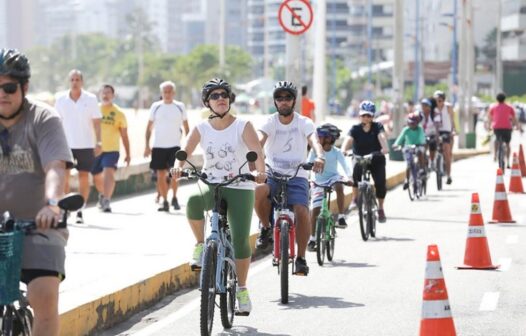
[0, 48, 31, 83]
[496, 92, 506, 103]
[201, 78, 235, 105]
[273, 81, 297, 100]
[317, 123, 341, 144]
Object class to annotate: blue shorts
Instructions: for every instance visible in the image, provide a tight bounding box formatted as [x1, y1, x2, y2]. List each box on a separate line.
[92, 151, 120, 174]
[268, 176, 309, 209]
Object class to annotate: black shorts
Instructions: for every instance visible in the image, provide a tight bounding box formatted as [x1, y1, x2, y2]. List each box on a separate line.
[494, 129, 512, 144]
[21, 269, 65, 285]
[426, 136, 437, 152]
[150, 146, 180, 170]
[71, 148, 95, 172]
[439, 132, 452, 144]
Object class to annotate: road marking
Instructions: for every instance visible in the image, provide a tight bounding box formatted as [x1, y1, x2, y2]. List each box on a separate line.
[506, 235, 518, 244]
[479, 292, 500, 311]
[498, 257, 512, 271]
[132, 258, 272, 335]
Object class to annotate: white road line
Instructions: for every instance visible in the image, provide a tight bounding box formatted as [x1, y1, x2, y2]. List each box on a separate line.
[506, 235, 518, 244]
[479, 292, 500, 311]
[133, 258, 272, 336]
[498, 257, 512, 271]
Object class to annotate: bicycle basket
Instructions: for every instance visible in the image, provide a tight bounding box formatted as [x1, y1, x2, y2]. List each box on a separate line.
[0, 230, 24, 304]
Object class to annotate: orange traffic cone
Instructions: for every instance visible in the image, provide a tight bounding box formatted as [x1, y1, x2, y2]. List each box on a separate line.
[420, 245, 456, 336]
[457, 193, 499, 270]
[509, 153, 525, 193]
[489, 168, 516, 223]
[519, 144, 526, 177]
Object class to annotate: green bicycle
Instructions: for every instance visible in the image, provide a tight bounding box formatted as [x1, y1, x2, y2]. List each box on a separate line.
[311, 179, 352, 266]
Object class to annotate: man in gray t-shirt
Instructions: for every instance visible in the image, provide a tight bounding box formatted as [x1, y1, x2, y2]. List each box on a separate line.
[0, 49, 73, 336]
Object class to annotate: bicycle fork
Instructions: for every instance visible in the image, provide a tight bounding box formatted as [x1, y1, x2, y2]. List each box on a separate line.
[272, 212, 296, 266]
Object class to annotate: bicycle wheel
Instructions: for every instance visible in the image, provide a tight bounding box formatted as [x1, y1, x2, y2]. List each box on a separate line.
[358, 192, 369, 241]
[407, 169, 416, 201]
[436, 155, 443, 191]
[13, 307, 32, 336]
[326, 219, 336, 261]
[200, 241, 217, 336]
[316, 217, 326, 266]
[1, 305, 14, 336]
[498, 141, 506, 172]
[219, 259, 236, 328]
[279, 220, 289, 304]
[368, 193, 377, 238]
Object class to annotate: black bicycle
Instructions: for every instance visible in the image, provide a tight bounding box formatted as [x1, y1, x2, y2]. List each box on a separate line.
[174, 150, 257, 336]
[351, 152, 381, 241]
[0, 193, 83, 336]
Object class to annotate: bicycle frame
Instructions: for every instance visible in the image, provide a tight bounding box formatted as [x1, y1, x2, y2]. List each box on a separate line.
[272, 180, 296, 267]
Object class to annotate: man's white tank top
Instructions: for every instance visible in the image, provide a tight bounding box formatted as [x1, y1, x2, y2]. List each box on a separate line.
[196, 118, 254, 190]
[435, 103, 453, 132]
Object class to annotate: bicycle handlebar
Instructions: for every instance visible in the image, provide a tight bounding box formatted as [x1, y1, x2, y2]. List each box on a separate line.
[310, 180, 353, 189]
[265, 162, 313, 182]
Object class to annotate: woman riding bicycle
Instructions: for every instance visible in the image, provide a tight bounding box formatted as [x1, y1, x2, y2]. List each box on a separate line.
[418, 98, 439, 169]
[341, 100, 389, 223]
[172, 78, 265, 315]
[393, 112, 426, 190]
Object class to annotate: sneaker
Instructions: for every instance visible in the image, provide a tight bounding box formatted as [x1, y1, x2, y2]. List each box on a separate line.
[307, 240, 317, 252]
[336, 217, 347, 229]
[101, 198, 112, 213]
[97, 194, 104, 209]
[294, 257, 309, 276]
[403, 181, 409, 190]
[378, 209, 386, 223]
[190, 243, 204, 270]
[349, 200, 358, 210]
[76, 211, 84, 224]
[171, 197, 180, 210]
[256, 227, 271, 250]
[446, 177, 452, 185]
[235, 288, 252, 316]
[158, 200, 169, 212]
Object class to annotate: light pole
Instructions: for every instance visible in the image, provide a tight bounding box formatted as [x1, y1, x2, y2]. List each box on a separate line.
[366, 0, 373, 99]
[413, 0, 420, 103]
[495, 0, 503, 94]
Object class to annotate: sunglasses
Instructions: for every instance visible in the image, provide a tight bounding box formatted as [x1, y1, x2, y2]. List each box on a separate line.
[0, 82, 19, 95]
[209, 92, 230, 100]
[274, 95, 294, 102]
[0, 129, 10, 157]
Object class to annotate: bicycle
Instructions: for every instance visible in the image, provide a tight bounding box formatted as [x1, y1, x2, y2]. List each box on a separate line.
[401, 145, 426, 201]
[310, 179, 352, 266]
[350, 152, 381, 241]
[266, 162, 313, 304]
[494, 132, 507, 173]
[0, 193, 83, 336]
[174, 150, 257, 336]
[428, 135, 445, 191]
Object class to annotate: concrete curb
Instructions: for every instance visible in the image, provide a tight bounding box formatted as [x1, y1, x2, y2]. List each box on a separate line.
[59, 149, 488, 335]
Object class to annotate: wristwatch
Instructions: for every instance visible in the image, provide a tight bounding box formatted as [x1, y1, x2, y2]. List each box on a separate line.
[47, 198, 59, 207]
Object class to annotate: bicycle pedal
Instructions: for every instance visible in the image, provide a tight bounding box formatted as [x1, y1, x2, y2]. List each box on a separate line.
[272, 259, 279, 266]
[235, 311, 250, 317]
[190, 264, 202, 272]
[293, 271, 308, 276]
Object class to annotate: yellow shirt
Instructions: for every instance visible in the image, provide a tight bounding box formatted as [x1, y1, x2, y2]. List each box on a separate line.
[100, 104, 127, 152]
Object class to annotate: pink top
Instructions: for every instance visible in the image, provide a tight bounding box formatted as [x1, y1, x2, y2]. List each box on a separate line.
[489, 103, 515, 129]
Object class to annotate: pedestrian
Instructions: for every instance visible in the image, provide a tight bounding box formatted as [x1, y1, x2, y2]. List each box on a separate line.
[301, 85, 316, 123]
[0, 48, 73, 336]
[254, 81, 325, 276]
[54, 69, 102, 224]
[171, 78, 266, 315]
[92, 84, 131, 212]
[144, 81, 189, 211]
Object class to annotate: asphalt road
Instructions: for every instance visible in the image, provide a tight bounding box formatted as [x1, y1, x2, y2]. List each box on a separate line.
[100, 153, 526, 336]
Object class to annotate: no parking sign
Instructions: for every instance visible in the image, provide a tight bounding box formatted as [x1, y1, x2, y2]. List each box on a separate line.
[278, 0, 314, 35]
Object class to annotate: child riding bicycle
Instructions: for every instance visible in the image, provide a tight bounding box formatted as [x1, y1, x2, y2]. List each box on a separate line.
[307, 124, 352, 251]
[393, 112, 426, 190]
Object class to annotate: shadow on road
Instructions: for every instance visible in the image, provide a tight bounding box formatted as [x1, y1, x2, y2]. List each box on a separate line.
[388, 216, 465, 224]
[217, 325, 291, 336]
[322, 260, 377, 268]
[368, 236, 415, 242]
[275, 293, 364, 310]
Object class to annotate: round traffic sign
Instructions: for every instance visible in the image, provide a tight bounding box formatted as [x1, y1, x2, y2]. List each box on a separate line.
[278, 0, 314, 35]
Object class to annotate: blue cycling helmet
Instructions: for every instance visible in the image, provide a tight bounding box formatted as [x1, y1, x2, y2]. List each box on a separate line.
[420, 98, 432, 107]
[359, 100, 376, 116]
[316, 123, 341, 143]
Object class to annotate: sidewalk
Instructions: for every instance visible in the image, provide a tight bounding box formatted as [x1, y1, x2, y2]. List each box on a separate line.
[57, 144, 488, 335]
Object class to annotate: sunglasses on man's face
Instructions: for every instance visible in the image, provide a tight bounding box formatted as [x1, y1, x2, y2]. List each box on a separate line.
[209, 92, 230, 100]
[274, 95, 294, 102]
[0, 129, 11, 157]
[0, 82, 19, 95]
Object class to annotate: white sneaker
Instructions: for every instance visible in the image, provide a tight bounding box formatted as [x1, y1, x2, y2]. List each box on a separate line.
[190, 243, 204, 270]
[235, 288, 252, 316]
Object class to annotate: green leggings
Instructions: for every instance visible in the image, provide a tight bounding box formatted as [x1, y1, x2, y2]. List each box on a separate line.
[186, 184, 255, 259]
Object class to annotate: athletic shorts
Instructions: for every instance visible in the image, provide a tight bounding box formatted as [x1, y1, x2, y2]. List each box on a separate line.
[71, 148, 95, 172]
[426, 136, 437, 152]
[310, 176, 346, 209]
[91, 151, 120, 174]
[150, 146, 180, 170]
[439, 131, 452, 144]
[494, 129, 512, 144]
[267, 176, 309, 209]
[21, 229, 68, 284]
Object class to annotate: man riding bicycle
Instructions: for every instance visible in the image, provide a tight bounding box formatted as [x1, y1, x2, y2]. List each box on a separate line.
[487, 92, 522, 168]
[393, 112, 426, 190]
[254, 81, 325, 276]
[0, 48, 74, 336]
